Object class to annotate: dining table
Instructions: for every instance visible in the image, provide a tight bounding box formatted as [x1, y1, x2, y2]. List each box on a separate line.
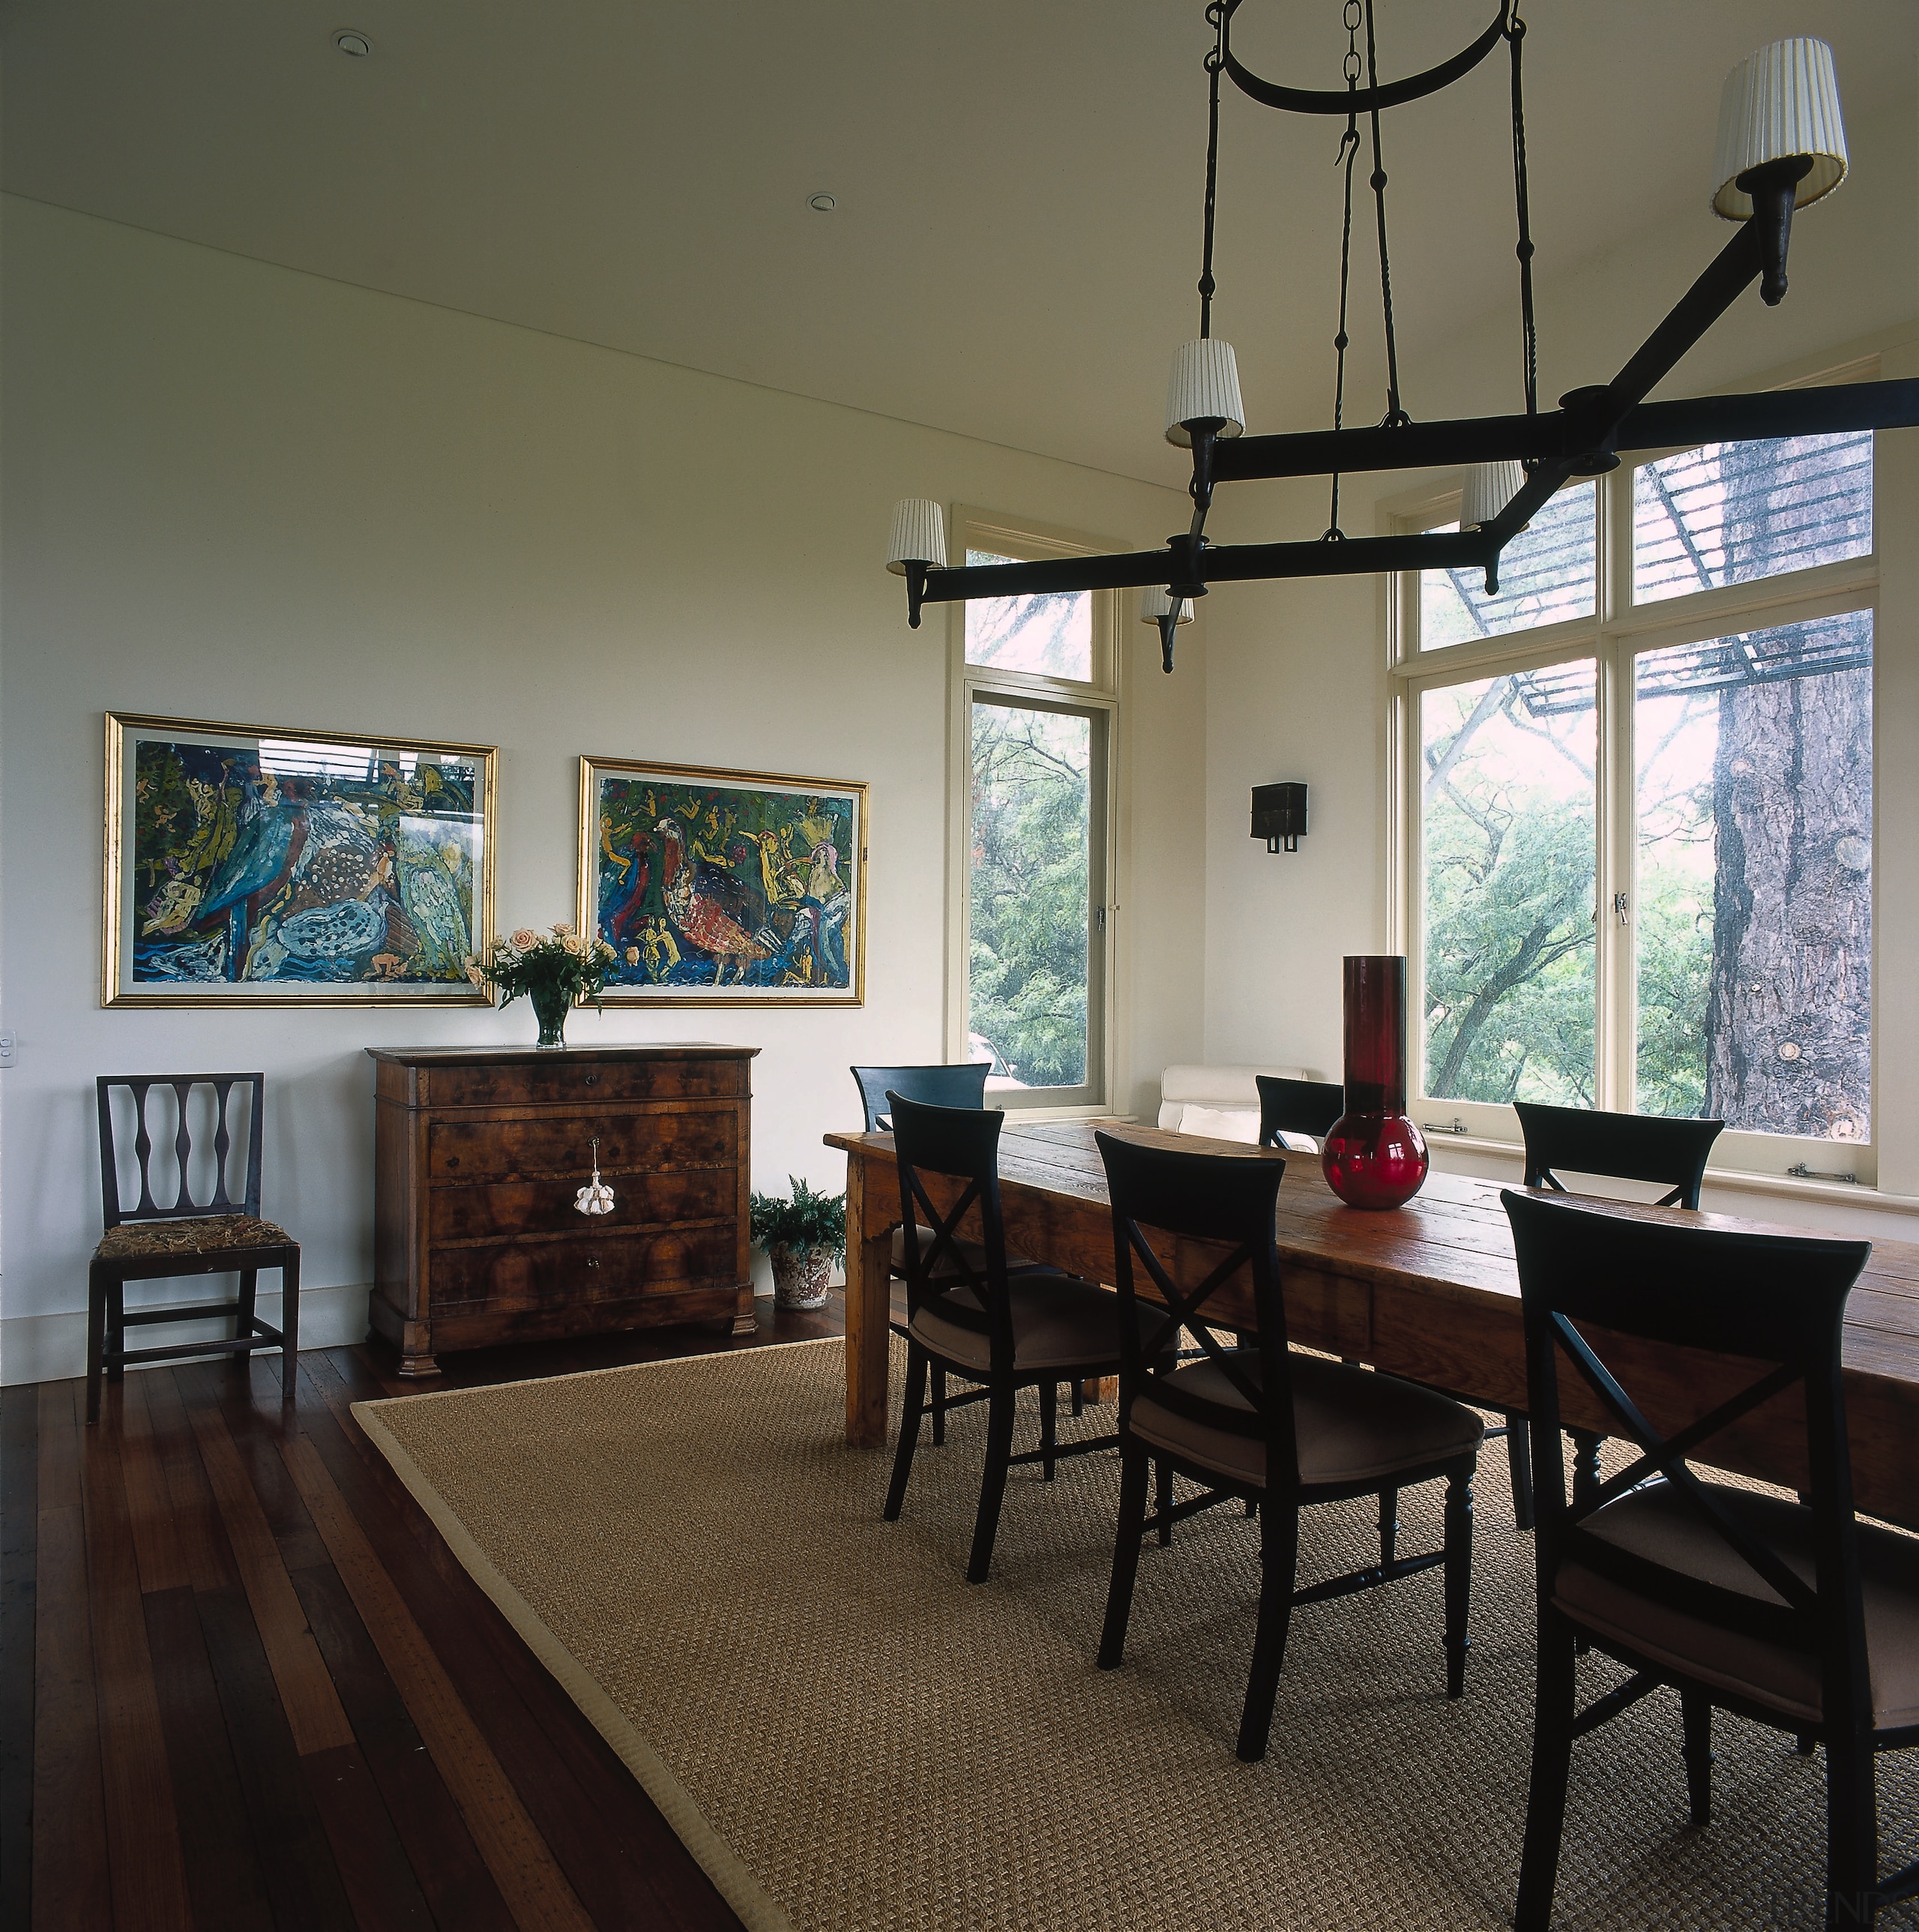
[822, 1118, 1919, 1527]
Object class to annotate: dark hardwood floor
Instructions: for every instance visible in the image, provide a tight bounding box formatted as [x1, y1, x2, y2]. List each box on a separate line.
[1, 1292, 846, 1931]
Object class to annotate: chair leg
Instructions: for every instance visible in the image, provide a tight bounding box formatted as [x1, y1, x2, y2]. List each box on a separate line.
[1097, 1448, 1151, 1670]
[1506, 1412, 1536, 1532]
[930, 1362, 947, 1447]
[1798, 1733, 1818, 1757]
[1681, 1692, 1714, 1828]
[1515, 1605, 1579, 1932]
[107, 1282, 126, 1384]
[1443, 1465, 1474, 1699]
[1823, 1732, 1880, 1930]
[1039, 1380, 1057, 1481]
[237, 1267, 259, 1348]
[1570, 1430, 1601, 1654]
[965, 1381, 1018, 1585]
[1070, 1379, 1084, 1418]
[882, 1343, 929, 1521]
[279, 1255, 299, 1406]
[1235, 1496, 1298, 1763]
[85, 1266, 107, 1426]
[1156, 1458, 1175, 1547]
[1378, 1485, 1399, 1570]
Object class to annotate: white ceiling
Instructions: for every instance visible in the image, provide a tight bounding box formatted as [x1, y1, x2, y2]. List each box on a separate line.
[4, 1, 1914, 485]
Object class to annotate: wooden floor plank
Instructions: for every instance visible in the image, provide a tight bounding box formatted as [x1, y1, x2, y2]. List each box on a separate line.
[145, 1367, 242, 1594]
[118, 1373, 190, 1594]
[79, 1406, 194, 1932]
[142, 1584, 280, 1932]
[1, 1384, 40, 1932]
[32, 1492, 110, 1932]
[301, 1741, 438, 1931]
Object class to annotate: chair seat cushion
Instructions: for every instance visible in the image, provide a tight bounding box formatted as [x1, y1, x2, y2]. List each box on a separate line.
[909, 1274, 1136, 1375]
[1127, 1351, 1483, 1490]
[891, 1223, 1037, 1282]
[1552, 1479, 1919, 1729]
[96, 1214, 293, 1261]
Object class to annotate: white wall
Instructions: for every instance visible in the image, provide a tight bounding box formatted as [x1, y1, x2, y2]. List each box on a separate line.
[0, 195, 1206, 1380]
[1199, 88, 1919, 1229]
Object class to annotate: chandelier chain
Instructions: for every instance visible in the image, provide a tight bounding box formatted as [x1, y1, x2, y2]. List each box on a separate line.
[1199, 3, 1226, 335]
[1507, 8, 1539, 418]
[1364, 0, 1410, 430]
[1325, 0, 1364, 539]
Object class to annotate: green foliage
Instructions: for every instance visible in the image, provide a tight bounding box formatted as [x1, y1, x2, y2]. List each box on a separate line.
[749, 1176, 847, 1257]
[968, 707, 1090, 1089]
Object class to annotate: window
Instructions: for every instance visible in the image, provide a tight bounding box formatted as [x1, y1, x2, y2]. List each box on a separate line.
[1394, 424, 1877, 1179]
[949, 513, 1118, 1110]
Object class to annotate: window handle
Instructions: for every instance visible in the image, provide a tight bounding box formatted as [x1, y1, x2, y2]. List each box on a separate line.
[1612, 891, 1630, 926]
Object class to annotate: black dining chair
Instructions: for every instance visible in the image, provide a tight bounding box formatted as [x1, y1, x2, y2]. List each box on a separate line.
[1255, 1074, 1346, 1149]
[1095, 1131, 1482, 1761]
[89, 1074, 300, 1424]
[1511, 1101, 1728, 1526]
[1500, 1188, 1910, 1931]
[882, 1092, 1139, 1583]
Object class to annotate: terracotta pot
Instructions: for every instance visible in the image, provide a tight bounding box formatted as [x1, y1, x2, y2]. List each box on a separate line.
[770, 1242, 834, 1310]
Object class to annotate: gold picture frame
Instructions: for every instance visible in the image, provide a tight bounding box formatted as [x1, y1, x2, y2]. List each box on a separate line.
[103, 711, 498, 1008]
[577, 756, 867, 1007]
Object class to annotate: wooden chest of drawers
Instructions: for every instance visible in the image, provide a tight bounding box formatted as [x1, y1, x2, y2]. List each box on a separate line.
[367, 1044, 759, 1376]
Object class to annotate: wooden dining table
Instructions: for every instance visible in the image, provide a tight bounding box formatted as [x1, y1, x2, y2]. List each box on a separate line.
[823, 1119, 1919, 1527]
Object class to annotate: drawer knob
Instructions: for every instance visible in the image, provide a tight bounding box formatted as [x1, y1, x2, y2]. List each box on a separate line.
[585, 1072, 599, 1086]
[585, 1254, 600, 1269]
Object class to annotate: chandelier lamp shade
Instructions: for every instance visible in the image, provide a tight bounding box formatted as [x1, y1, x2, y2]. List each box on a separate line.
[885, 10, 1919, 653]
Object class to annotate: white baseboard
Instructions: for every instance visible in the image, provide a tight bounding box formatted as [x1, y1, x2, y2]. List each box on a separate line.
[0, 1281, 373, 1386]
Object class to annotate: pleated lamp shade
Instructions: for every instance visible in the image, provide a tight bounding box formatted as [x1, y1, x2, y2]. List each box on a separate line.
[1164, 339, 1246, 446]
[1461, 460, 1525, 531]
[1138, 587, 1193, 625]
[1712, 38, 1847, 220]
[885, 499, 948, 575]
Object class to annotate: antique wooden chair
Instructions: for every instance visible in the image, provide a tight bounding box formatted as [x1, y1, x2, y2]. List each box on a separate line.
[89, 1074, 300, 1424]
[1254, 1074, 1346, 1149]
[882, 1092, 1142, 1583]
[1095, 1131, 1481, 1761]
[1501, 1188, 1909, 1929]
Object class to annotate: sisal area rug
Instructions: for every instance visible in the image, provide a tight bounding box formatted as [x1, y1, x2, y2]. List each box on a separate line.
[355, 1338, 1919, 1932]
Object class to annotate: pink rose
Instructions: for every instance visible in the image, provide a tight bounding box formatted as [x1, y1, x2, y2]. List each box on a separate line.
[509, 927, 540, 951]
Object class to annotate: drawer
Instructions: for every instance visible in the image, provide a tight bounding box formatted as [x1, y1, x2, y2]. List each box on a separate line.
[429, 1107, 738, 1185]
[430, 1224, 740, 1311]
[424, 1056, 742, 1110]
[429, 1167, 736, 1242]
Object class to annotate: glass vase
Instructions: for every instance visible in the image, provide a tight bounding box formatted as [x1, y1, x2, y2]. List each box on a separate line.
[529, 983, 571, 1050]
[1322, 954, 1429, 1210]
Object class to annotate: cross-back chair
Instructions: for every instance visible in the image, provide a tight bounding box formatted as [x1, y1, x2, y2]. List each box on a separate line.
[1254, 1074, 1346, 1149]
[90, 1074, 300, 1424]
[1501, 1188, 1909, 1930]
[882, 1092, 1136, 1584]
[1095, 1131, 1481, 1762]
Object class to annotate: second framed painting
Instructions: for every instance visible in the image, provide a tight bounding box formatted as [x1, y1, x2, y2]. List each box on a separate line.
[578, 757, 867, 1006]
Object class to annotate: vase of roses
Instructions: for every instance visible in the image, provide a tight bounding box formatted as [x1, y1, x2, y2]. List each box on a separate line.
[469, 924, 616, 1048]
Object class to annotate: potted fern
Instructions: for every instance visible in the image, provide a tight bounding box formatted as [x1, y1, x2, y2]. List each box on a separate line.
[750, 1176, 847, 1311]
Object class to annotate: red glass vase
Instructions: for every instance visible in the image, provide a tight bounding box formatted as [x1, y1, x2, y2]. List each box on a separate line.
[1322, 955, 1430, 1210]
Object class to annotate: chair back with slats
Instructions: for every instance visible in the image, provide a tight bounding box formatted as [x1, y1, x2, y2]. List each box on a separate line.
[852, 1062, 990, 1133]
[1096, 1133, 1301, 1497]
[1515, 1100, 1724, 1209]
[1255, 1075, 1346, 1148]
[97, 1074, 264, 1229]
[1502, 1188, 1874, 1728]
[887, 1091, 1021, 1372]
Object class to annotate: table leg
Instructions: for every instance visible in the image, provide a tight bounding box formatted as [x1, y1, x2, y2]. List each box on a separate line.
[845, 1153, 894, 1448]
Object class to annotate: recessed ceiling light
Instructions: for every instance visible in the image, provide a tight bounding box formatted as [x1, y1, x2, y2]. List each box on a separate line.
[333, 29, 373, 58]
[807, 193, 837, 213]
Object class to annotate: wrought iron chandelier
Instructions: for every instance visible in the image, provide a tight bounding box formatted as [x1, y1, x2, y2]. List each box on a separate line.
[885, 5, 1917, 671]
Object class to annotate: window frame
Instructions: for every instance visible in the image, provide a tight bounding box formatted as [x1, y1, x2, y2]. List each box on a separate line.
[945, 507, 1122, 1115]
[1387, 406, 1880, 1183]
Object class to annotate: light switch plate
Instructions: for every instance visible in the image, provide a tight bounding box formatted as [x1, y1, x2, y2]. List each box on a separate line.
[0, 1033, 16, 1068]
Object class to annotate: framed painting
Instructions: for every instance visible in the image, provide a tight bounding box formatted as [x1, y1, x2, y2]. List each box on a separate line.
[103, 712, 496, 1007]
[578, 757, 866, 1006]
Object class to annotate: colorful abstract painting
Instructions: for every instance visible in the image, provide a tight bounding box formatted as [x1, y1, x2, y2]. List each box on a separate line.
[579, 759, 865, 1005]
[105, 714, 495, 1005]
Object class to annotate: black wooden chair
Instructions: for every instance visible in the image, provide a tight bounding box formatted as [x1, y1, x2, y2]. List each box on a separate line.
[89, 1074, 300, 1424]
[1094, 1131, 1481, 1761]
[1500, 1188, 1912, 1930]
[882, 1092, 1140, 1583]
[1510, 1101, 1728, 1528]
[1255, 1074, 1346, 1149]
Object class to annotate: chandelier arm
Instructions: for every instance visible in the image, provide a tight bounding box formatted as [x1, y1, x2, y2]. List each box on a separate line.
[1363, 1, 1407, 427]
[1217, 0, 1509, 116]
[1198, 4, 1226, 334]
[1507, 12, 1538, 415]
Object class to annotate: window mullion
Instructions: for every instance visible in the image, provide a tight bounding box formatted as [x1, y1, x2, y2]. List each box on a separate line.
[1596, 634, 1635, 1113]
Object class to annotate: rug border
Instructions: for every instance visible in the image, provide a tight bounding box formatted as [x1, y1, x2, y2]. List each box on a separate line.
[352, 1339, 851, 1932]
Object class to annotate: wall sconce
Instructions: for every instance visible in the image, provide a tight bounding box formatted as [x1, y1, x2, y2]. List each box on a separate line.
[1251, 783, 1307, 854]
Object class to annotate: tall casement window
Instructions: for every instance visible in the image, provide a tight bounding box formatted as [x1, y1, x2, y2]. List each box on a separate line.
[1392, 414, 1876, 1181]
[949, 512, 1118, 1111]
